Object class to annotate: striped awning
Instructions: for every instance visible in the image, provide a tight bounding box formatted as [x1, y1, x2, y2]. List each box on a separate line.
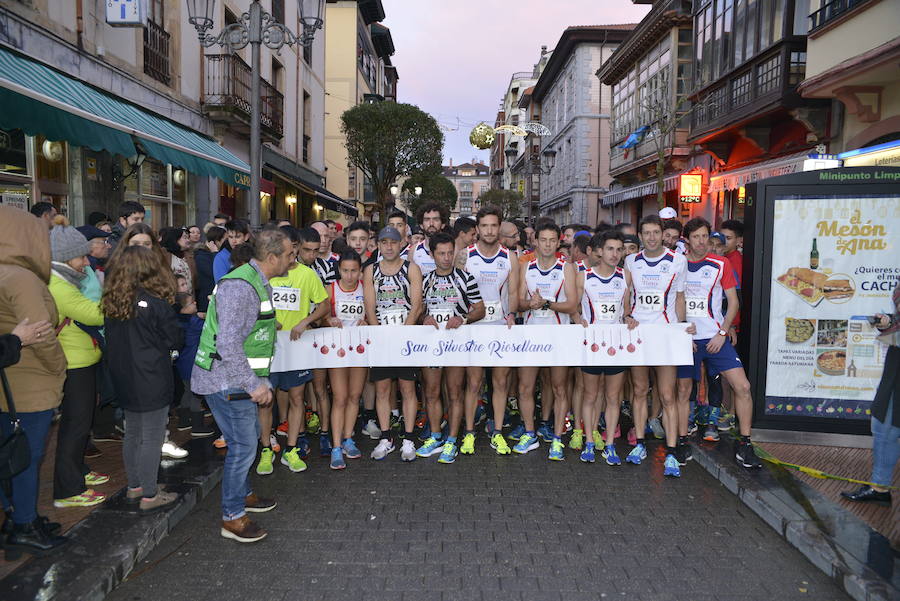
[0, 46, 250, 188]
[602, 174, 680, 207]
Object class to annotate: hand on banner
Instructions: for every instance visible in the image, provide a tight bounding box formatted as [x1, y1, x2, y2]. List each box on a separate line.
[578, 317, 589, 328]
[684, 322, 697, 335]
[624, 316, 639, 330]
[529, 294, 545, 310]
[505, 313, 515, 329]
[290, 319, 311, 341]
[250, 382, 272, 406]
[327, 317, 344, 328]
[446, 315, 465, 330]
[423, 315, 440, 329]
[706, 333, 726, 353]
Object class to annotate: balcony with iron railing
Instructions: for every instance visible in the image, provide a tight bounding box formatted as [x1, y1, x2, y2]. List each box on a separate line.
[809, 0, 873, 32]
[202, 54, 284, 141]
[143, 20, 170, 85]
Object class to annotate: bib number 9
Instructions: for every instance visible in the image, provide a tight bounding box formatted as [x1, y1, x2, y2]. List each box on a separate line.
[636, 292, 663, 313]
[484, 300, 503, 321]
[686, 297, 708, 318]
[272, 287, 300, 312]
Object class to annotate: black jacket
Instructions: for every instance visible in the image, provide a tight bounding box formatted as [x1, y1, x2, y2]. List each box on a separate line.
[0, 334, 21, 369]
[872, 345, 899, 428]
[104, 290, 183, 413]
[193, 248, 217, 312]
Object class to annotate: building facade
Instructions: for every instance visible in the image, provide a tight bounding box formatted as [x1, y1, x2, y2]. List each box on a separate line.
[489, 67, 540, 193]
[534, 26, 634, 226]
[443, 160, 490, 220]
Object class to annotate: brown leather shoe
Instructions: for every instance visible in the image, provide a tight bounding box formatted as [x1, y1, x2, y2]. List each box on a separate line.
[244, 493, 277, 513]
[220, 516, 267, 543]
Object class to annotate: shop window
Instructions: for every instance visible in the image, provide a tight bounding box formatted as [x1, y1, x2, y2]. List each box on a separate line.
[0, 128, 28, 177]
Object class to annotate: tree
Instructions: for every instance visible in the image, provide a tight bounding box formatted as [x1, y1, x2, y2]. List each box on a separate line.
[401, 172, 457, 218]
[341, 102, 444, 224]
[479, 189, 523, 220]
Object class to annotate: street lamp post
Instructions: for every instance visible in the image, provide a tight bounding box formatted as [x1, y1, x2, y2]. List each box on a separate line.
[506, 146, 556, 225]
[185, 0, 325, 227]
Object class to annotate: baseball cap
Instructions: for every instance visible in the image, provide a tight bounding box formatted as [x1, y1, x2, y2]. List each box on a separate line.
[659, 207, 678, 219]
[574, 230, 591, 239]
[76, 225, 112, 241]
[377, 226, 402, 241]
[623, 234, 641, 246]
[710, 232, 726, 244]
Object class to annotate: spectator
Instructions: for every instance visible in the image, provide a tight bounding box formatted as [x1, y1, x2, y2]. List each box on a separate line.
[106, 223, 169, 271]
[187, 225, 203, 248]
[173, 292, 212, 437]
[213, 219, 251, 282]
[102, 246, 182, 513]
[0, 205, 68, 558]
[160, 227, 193, 291]
[213, 213, 230, 228]
[194, 226, 224, 313]
[229, 242, 255, 271]
[108, 201, 146, 251]
[614, 222, 637, 237]
[87, 212, 109, 227]
[48, 218, 109, 509]
[95, 220, 114, 234]
[29, 202, 56, 230]
[77, 225, 112, 287]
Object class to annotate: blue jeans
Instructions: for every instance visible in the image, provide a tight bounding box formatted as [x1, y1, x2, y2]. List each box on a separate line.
[871, 397, 900, 487]
[206, 388, 259, 521]
[0, 410, 54, 524]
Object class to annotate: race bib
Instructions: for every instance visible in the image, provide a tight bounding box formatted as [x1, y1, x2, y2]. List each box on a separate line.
[595, 302, 619, 322]
[431, 309, 454, 328]
[686, 296, 708, 318]
[532, 308, 553, 319]
[635, 291, 663, 313]
[483, 300, 503, 322]
[336, 300, 365, 320]
[272, 287, 300, 312]
[380, 306, 408, 325]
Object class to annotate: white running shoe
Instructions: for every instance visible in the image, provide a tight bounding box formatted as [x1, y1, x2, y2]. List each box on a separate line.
[161, 437, 188, 459]
[370, 438, 395, 460]
[401, 439, 416, 462]
[363, 419, 382, 440]
[648, 417, 665, 439]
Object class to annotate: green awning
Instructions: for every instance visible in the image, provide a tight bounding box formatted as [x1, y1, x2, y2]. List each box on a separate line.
[0, 46, 250, 188]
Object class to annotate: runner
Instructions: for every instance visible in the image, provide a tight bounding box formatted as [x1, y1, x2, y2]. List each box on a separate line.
[310, 221, 338, 283]
[462, 206, 519, 456]
[416, 232, 485, 463]
[307, 222, 337, 450]
[382, 211, 411, 261]
[577, 230, 637, 465]
[514, 222, 578, 461]
[676, 217, 761, 469]
[324, 250, 367, 470]
[662, 218, 687, 254]
[623, 214, 694, 477]
[411, 202, 448, 278]
[363, 226, 423, 461]
[258, 227, 329, 476]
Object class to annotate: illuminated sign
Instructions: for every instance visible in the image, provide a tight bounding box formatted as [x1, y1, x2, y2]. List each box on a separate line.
[106, 0, 147, 27]
[679, 173, 702, 203]
[738, 186, 745, 203]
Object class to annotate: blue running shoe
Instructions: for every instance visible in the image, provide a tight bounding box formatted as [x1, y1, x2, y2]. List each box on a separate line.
[341, 438, 361, 459]
[602, 443, 622, 466]
[416, 436, 444, 458]
[485, 418, 494, 434]
[707, 406, 721, 426]
[319, 434, 332, 458]
[418, 429, 432, 442]
[537, 423, 553, 443]
[513, 432, 539, 454]
[548, 439, 565, 461]
[330, 447, 346, 470]
[580, 442, 596, 463]
[508, 424, 526, 441]
[474, 403, 486, 426]
[296, 435, 310, 460]
[625, 443, 647, 465]
[437, 441, 458, 464]
[697, 404, 710, 428]
[664, 453, 681, 477]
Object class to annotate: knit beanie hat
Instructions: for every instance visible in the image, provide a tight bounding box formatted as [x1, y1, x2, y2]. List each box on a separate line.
[50, 223, 90, 263]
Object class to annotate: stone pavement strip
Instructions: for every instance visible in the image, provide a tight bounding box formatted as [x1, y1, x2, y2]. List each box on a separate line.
[105, 438, 851, 601]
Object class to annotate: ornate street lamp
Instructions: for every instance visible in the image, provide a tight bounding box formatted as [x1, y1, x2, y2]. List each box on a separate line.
[185, 0, 325, 226]
[542, 148, 557, 171]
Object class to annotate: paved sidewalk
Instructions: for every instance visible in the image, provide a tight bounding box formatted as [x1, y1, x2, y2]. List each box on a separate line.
[106, 437, 849, 601]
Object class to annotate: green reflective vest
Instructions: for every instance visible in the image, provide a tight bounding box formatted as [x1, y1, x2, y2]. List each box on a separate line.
[195, 263, 276, 376]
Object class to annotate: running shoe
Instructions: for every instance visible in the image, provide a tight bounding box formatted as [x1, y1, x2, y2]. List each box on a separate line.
[602, 443, 621, 466]
[84, 471, 109, 486]
[503, 409, 512, 428]
[371, 439, 395, 460]
[363, 419, 381, 439]
[416, 437, 444, 458]
[591, 430, 605, 451]
[330, 447, 346, 470]
[625, 443, 647, 465]
[568, 428, 584, 450]
[401, 439, 417, 462]
[718, 412, 736, 432]
[697, 404, 710, 429]
[580, 442, 595, 463]
[414, 410, 427, 430]
[626, 427, 638, 446]
[707, 406, 722, 427]
[675, 444, 690, 466]
[507, 424, 526, 441]
[484, 418, 494, 434]
[564, 413, 573, 434]
[269, 434, 282, 454]
[735, 441, 763, 469]
[664, 453, 681, 477]
[295, 435, 309, 459]
[161, 439, 188, 459]
[473, 403, 486, 426]
[460, 433, 476, 455]
[417, 429, 432, 442]
[319, 434, 332, 457]
[280, 448, 308, 473]
[548, 439, 565, 461]
[702, 424, 720, 442]
[688, 401, 698, 430]
[438, 442, 458, 464]
[306, 411, 321, 434]
[276, 420, 289, 437]
[53, 489, 106, 508]
[213, 436, 227, 449]
[537, 423, 553, 443]
[256, 448, 275, 475]
[512, 432, 539, 454]
[490, 433, 511, 455]
[341, 438, 362, 459]
[648, 417, 665, 439]
[389, 413, 402, 431]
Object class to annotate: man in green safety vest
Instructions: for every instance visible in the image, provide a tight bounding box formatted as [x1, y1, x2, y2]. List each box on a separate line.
[192, 228, 296, 543]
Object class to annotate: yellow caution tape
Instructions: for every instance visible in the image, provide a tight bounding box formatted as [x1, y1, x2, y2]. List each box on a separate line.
[753, 444, 899, 491]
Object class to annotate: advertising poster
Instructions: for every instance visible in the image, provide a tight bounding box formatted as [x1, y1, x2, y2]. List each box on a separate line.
[765, 194, 898, 420]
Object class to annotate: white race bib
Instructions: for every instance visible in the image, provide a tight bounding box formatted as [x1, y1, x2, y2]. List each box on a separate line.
[431, 309, 454, 328]
[272, 287, 300, 312]
[595, 302, 619, 322]
[483, 300, 503, 322]
[380, 306, 408, 325]
[635, 291, 663, 313]
[532, 308, 553, 319]
[336, 300, 365, 320]
[686, 296, 708, 318]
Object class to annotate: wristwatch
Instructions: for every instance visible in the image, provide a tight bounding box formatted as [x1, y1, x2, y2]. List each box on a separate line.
[541, 300, 551, 311]
[717, 329, 727, 336]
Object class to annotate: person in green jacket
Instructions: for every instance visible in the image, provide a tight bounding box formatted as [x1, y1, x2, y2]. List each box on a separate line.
[47, 219, 108, 509]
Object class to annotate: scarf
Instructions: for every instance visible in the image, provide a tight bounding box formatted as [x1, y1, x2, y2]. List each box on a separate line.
[51, 261, 88, 288]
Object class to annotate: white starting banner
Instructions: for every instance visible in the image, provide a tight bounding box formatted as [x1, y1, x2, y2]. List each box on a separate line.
[270, 324, 692, 370]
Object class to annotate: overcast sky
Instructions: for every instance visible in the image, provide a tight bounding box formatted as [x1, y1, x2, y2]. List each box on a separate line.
[380, 0, 651, 166]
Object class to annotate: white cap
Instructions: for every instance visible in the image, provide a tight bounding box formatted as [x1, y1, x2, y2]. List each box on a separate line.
[659, 207, 677, 219]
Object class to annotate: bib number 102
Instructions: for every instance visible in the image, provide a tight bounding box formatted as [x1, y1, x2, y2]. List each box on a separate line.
[636, 293, 662, 312]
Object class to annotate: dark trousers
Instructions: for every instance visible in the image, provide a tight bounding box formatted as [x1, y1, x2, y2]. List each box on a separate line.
[0, 410, 54, 524]
[93, 361, 119, 436]
[123, 407, 168, 498]
[53, 365, 97, 499]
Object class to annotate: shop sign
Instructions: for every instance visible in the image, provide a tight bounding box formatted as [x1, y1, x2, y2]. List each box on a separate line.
[839, 139, 900, 168]
[0, 194, 27, 211]
[678, 173, 702, 203]
[106, 0, 147, 27]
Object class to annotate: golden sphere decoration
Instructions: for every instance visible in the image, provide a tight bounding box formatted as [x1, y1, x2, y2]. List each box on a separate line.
[469, 122, 495, 150]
